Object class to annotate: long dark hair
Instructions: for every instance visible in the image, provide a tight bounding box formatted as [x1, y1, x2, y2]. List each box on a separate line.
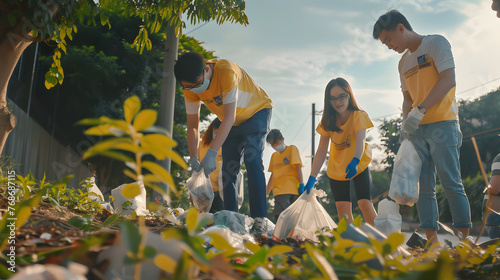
[201, 118, 221, 146]
[320, 77, 361, 133]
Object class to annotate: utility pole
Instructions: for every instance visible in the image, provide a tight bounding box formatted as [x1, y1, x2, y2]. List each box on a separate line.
[156, 19, 179, 204]
[311, 103, 315, 171]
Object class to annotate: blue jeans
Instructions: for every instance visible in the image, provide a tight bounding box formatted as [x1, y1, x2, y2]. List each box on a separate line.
[486, 213, 500, 239]
[409, 120, 471, 230]
[221, 108, 271, 218]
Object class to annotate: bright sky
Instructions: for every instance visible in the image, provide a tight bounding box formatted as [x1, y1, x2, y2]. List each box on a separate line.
[185, 0, 500, 177]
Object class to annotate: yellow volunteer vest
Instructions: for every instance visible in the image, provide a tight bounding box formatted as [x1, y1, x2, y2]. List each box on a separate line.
[400, 37, 458, 125]
[184, 59, 273, 126]
[317, 110, 373, 181]
[268, 145, 302, 196]
[198, 142, 222, 192]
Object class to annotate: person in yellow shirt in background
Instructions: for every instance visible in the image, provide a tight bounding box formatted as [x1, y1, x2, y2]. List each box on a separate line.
[174, 52, 273, 237]
[266, 129, 304, 221]
[198, 118, 224, 213]
[305, 77, 377, 226]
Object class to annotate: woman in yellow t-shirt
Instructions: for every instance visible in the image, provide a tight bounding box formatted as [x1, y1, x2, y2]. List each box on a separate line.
[198, 118, 224, 213]
[305, 78, 377, 226]
[266, 129, 304, 221]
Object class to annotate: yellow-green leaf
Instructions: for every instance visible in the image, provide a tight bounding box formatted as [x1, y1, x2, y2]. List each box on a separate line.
[124, 96, 141, 123]
[84, 125, 117, 136]
[468, 257, 484, 265]
[142, 161, 175, 186]
[154, 253, 176, 273]
[185, 208, 199, 233]
[204, 232, 236, 254]
[268, 245, 293, 257]
[16, 206, 32, 229]
[122, 183, 141, 199]
[142, 134, 177, 148]
[244, 241, 261, 254]
[385, 232, 405, 254]
[133, 109, 157, 131]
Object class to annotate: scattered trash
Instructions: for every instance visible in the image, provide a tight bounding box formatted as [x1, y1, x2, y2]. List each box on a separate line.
[87, 177, 104, 203]
[406, 231, 428, 249]
[374, 197, 402, 236]
[40, 233, 52, 240]
[176, 209, 214, 226]
[255, 265, 274, 279]
[199, 225, 256, 255]
[273, 189, 337, 242]
[389, 139, 421, 206]
[111, 181, 149, 216]
[186, 170, 214, 213]
[98, 231, 184, 279]
[10, 263, 88, 280]
[213, 210, 253, 235]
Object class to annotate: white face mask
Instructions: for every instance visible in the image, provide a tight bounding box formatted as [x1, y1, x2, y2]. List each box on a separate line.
[189, 72, 210, 94]
[273, 143, 286, 152]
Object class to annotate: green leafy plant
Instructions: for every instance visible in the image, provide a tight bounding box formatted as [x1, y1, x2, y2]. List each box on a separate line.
[78, 95, 187, 203]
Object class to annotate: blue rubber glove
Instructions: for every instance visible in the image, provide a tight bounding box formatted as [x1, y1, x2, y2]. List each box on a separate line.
[298, 183, 305, 195]
[345, 157, 360, 179]
[404, 107, 425, 134]
[305, 176, 318, 194]
[199, 149, 218, 177]
[188, 156, 201, 172]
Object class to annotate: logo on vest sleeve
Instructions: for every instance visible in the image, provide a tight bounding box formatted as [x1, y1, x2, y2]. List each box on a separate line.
[213, 95, 223, 106]
[417, 54, 428, 64]
[283, 157, 290, 164]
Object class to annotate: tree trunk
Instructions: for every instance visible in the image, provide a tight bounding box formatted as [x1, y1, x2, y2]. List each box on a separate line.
[0, 26, 32, 155]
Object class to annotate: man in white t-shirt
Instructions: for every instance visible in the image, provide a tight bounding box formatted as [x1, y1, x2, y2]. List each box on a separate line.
[373, 10, 472, 245]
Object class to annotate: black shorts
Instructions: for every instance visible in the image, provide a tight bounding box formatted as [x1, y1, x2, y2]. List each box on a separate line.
[329, 167, 372, 202]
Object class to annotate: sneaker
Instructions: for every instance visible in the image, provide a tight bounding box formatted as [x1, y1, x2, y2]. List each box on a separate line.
[250, 218, 268, 238]
[460, 235, 476, 245]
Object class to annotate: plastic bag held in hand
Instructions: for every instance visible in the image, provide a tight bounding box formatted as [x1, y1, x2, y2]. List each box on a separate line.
[304, 176, 317, 194]
[404, 107, 425, 134]
[273, 189, 337, 242]
[186, 169, 214, 212]
[345, 157, 360, 179]
[388, 139, 421, 206]
[200, 148, 218, 177]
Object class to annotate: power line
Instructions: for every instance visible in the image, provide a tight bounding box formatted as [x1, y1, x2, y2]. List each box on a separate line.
[185, 22, 210, 35]
[456, 76, 500, 97]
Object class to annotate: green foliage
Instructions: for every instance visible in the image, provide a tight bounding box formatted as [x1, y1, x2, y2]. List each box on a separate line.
[377, 117, 402, 172]
[1, 0, 110, 89]
[458, 90, 500, 178]
[78, 95, 187, 203]
[3, 0, 247, 88]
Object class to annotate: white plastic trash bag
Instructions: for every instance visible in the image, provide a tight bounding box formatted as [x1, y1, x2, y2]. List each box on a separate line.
[273, 189, 337, 242]
[111, 181, 149, 216]
[374, 197, 402, 236]
[389, 139, 421, 206]
[87, 177, 104, 203]
[219, 170, 244, 209]
[186, 170, 214, 213]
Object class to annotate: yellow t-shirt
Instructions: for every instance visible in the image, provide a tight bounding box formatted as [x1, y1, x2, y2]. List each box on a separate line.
[317, 110, 373, 181]
[268, 145, 302, 196]
[184, 59, 273, 126]
[399, 35, 458, 125]
[198, 141, 222, 192]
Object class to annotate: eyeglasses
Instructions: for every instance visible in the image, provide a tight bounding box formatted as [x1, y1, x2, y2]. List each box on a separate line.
[329, 94, 348, 103]
[181, 72, 205, 90]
